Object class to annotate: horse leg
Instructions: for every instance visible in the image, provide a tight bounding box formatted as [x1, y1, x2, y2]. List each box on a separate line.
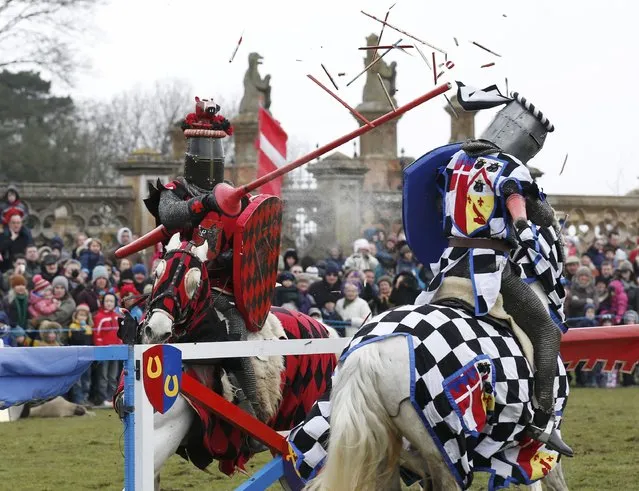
[542, 460, 569, 491]
[373, 337, 461, 491]
[153, 395, 195, 490]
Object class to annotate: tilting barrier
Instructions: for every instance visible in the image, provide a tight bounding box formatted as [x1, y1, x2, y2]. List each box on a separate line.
[2, 327, 639, 490]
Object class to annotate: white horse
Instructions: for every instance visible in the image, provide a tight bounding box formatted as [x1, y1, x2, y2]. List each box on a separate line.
[136, 235, 337, 490]
[302, 279, 569, 491]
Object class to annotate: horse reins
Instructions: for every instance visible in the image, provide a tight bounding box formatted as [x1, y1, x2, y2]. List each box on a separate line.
[145, 244, 206, 339]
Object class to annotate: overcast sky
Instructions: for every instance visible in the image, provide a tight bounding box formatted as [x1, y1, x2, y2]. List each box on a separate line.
[74, 0, 638, 196]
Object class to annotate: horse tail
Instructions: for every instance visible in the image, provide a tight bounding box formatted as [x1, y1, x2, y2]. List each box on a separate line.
[305, 342, 400, 491]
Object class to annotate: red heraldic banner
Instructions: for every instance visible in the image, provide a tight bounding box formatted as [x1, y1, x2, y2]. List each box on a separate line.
[256, 106, 288, 196]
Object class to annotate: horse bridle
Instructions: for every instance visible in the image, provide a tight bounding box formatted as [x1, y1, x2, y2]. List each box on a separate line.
[145, 244, 204, 339]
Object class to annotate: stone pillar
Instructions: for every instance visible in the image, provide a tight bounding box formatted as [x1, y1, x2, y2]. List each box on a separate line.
[113, 149, 181, 235]
[309, 152, 369, 253]
[445, 94, 478, 142]
[229, 112, 259, 186]
[355, 101, 402, 192]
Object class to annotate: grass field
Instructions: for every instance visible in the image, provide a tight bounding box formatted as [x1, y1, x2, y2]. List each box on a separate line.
[1, 387, 638, 490]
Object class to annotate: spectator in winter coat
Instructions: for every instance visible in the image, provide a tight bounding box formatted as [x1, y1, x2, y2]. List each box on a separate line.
[586, 238, 605, 270]
[93, 293, 122, 406]
[75, 265, 113, 313]
[0, 311, 10, 346]
[107, 227, 141, 266]
[283, 249, 299, 271]
[335, 281, 372, 334]
[565, 266, 597, 324]
[131, 264, 150, 294]
[79, 238, 105, 276]
[273, 272, 300, 309]
[36, 276, 76, 343]
[564, 256, 581, 283]
[24, 245, 41, 280]
[1, 255, 28, 292]
[616, 261, 636, 297]
[389, 272, 421, 307]
[71, 232, 88, 260]
[67, 303, 93, 404]
[0, 185, 28, 225]
[576, 303, 598, 327]
[325, 246, 345, 272]
[369, 275, 394, 315]
[320, 300, 343, 324]
[119, 283, 143, 321]
[28, 275, 59, 319]
[308, 264, 343, 308]
[0, 212, 33, 273]
[295, 274, 317, 315]
[343, 238, 379, 274]
[34, 320, 62, 346]
[8, 274, 30, 329]
[599, 279, 628, 325]
[40, 254, 61, 283]
[599, 260, 614, 282]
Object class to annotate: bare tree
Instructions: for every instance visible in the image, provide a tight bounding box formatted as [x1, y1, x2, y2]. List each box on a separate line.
[78, 79, 241, 184]
[0, 0, 100, 84]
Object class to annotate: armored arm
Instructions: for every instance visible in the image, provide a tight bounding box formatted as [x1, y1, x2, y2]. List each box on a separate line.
[158, 190, 221, 231]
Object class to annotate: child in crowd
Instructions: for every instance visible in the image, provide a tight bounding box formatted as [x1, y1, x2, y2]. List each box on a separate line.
[28, 274, 59, 319]
[132, 264, 149, 294]
[577, 303, 598, 327]
[9, 326, 28, 347]
[93, 293, 122, 406]
[68, 303, 93, 405]
[69, 303, 93, 346]
[79, 238, 105, 275]
[34, 320, 62, 346]
[119, 283, 143, 321]
[274, 272, 300, 310]
[320, 300, 343, 324]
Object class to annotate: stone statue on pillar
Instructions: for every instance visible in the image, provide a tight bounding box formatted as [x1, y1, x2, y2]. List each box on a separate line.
[238, 52, 272, 114]
[362, 34, 397, 109]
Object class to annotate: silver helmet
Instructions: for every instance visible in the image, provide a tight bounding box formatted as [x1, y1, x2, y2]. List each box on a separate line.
[480, 92, 554, 164]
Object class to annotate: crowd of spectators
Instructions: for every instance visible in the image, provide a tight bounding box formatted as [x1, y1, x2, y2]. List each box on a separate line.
[2, 183, 638, 404]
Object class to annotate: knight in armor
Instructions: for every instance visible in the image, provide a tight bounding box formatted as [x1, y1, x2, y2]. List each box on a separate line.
[144, 97, 264, 453]
[417, 92, 573, 456]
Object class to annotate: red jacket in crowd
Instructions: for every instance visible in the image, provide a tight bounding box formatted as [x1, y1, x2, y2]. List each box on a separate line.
[92, 308, 121, 346]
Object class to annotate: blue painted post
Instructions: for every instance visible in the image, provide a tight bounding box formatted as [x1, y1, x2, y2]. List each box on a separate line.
[235, 456, 285, 491]
[123, 344, 136, 490]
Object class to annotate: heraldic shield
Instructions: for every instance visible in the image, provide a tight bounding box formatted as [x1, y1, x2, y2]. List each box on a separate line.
[403, 142, 462, 265]
[233, 194, 283, 332]
[142, 344, 183, 414]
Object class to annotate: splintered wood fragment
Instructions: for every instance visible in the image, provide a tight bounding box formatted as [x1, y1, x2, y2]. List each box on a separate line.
[359, 45, 414, 50]
[444, 95, 458, 119]
[361, 10, 447, 55]
[377, 73, 396, 111]
[481, 62, 496, 68]
[505, 77, 509, 96]
[560, 154, 569, 176]
[307, 74, 371, 125]
[347, 39, 402, 87]
[228, 30, 244, 63]
[373, 9, 391, 62]
[413, 44, 431, 69]
[337, 72, 346, 76]
[432, 52, 437, 85]
[321, 63, 339, 91]
[454, 37, 459, 46]
[471, 40, 502, 57]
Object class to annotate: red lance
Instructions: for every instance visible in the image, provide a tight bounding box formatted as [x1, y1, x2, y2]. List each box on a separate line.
[115, 82, 452, 259]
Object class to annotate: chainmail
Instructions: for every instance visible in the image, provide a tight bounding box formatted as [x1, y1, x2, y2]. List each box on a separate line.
[213, 293, 258, 405]
[461, 139, 502, 157]
[157, 179, 209, 231]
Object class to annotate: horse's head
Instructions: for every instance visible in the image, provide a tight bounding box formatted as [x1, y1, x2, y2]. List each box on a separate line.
[142, 233, 210, 344]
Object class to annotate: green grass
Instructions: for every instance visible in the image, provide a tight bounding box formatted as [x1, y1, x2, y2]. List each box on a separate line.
[1, 388, 638, 490]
